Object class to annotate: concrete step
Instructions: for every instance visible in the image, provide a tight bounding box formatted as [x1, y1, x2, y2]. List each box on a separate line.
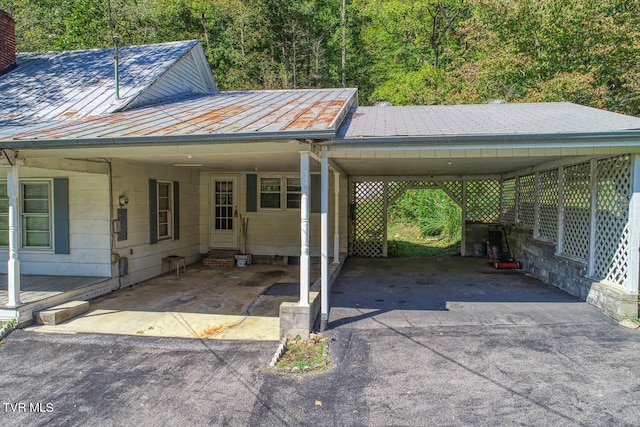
[33, 300, 89, 325]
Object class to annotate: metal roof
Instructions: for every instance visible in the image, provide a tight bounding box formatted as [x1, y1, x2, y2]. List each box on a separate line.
[337, 103, 640, 142]
[0, 40, 209, 125]
[1, 88, 359, 146]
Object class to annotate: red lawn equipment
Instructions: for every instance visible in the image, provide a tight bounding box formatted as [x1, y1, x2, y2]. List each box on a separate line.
[487, 224, 521, 269]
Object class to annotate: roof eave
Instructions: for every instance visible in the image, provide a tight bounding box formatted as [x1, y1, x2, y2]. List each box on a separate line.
[1, 130, 336, 149]
[327, 130, 640, 150]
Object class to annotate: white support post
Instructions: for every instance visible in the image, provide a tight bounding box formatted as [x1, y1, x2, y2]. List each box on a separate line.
[627, 154, 640, 294]
[587, 159, 598, 277]
[299, 151, 310, 307]
[6, 165, 21, 307]
[382, 182, 388, 257]
[333, 171, 340, 263]
[533, 172, 541, 239]
[514, 176, 520, 224]
[320, 147, 329, 329]
[461, 179, 467, 256]
[556, 166, 565, 256]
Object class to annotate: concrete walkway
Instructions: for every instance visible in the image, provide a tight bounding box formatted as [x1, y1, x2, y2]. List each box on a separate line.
[27, 264, 312, 341]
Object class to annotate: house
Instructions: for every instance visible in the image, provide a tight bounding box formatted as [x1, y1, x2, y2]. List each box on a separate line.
[1, 11, 639, 337]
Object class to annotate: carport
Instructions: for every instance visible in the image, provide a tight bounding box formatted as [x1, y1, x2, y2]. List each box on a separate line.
[314, 102, 640, 326]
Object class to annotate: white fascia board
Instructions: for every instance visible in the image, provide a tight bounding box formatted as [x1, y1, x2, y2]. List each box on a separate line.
[327, 132, 640, 152]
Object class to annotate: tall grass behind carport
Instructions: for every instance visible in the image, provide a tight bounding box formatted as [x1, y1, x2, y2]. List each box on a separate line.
[387, 189, 462, 257]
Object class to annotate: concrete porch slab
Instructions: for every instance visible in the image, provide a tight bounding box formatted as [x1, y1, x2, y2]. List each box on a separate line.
[25, 263, 317, 341]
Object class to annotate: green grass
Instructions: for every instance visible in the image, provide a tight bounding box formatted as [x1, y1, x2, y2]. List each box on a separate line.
[275, 336, 330, 373]
[387, 189, 462, 257]
[387, 221, 460, 257]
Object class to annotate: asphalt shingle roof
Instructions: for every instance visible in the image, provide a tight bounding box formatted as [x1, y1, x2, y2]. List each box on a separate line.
[337, 103, 640, 140]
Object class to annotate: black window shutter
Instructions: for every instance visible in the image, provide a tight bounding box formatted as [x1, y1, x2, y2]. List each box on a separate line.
[173, 181, 180, 240]
[311, 174, 321, 213]
[149, 179, 157, 244]
[53, 178, 70, 254]
[246, 174, 257, 212]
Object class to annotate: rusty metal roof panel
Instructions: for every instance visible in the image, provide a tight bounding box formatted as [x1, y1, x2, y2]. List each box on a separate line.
[0, 40, 209, 125]
[1, 88, 359, 145]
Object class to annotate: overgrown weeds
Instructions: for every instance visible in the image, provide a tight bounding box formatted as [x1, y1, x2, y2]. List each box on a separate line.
[274, 334, 330, 374]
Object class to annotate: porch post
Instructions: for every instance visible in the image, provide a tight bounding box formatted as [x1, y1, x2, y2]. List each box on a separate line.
[299, 151, 310, 307]
[321, 146, 329, 329]
[556, 166, 565, 256]
[6, 165, 21, 307]
[461, 179, 467, 256]
[333, 171, 340, 263]
[587, 159, 598, 277]
[627, 154, 640, 294]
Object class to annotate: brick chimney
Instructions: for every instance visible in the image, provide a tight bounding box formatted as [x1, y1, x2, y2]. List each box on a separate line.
[0, 10, 16, 73]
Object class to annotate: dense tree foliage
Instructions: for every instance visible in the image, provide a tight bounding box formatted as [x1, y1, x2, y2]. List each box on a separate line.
[1, 0, 638, 115]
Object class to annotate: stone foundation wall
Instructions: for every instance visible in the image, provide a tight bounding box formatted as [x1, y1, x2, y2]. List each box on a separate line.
[507, 227, 636, 320]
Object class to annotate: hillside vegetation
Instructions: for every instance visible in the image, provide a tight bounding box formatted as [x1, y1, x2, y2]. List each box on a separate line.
[1, 0, 638, 115]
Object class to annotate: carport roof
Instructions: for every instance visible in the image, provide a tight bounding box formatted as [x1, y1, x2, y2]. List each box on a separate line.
[335, 102, 640, 144]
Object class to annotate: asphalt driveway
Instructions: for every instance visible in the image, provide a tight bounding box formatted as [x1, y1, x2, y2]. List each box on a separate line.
[2, 257, 639, 426]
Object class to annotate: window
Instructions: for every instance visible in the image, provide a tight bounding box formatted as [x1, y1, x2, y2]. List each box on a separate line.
[286, 178, 301, 209]
[149, 179, 179, 244]
[0, 182, 7, 246]
[0, 178, 69, 253]
[157, 181, 172, 240]
[22, 182, 51, 248]
[260, 177, 281, 209]
[256, 175, 314, 210]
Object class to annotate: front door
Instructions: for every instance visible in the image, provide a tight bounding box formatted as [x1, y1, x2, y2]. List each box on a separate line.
[210, 176, 238, 249]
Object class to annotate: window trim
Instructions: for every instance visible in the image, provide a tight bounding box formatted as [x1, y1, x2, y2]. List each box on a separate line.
[157, 180, 173, 241]
[21, 180, 53, 249]
[259, 176, 284, 210]
[258, 175, 306, 211]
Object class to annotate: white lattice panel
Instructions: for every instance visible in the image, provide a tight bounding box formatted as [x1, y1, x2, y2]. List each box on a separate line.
[501, 179, 516, 223]
[536, 169, 559, 242]
[350, 181, 385, 257]
[387, 181, 412, 204]
[517, 174, 536, 228]
[562, 162, 591, 261]
[441, 180, 463, 203]
[466, 180, 501, 222]
[593, 155, 632, 286]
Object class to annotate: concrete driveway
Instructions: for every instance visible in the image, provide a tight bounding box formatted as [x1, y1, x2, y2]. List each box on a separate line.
[2, 257, 639, 426]
[26, 264, 308, 341]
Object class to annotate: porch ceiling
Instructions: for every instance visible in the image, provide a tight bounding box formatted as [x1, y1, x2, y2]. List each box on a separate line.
[330, 156, 563, 176]
[13, 142, 564, 176]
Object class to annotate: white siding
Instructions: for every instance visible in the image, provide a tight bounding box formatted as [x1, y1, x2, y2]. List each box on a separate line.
[0, 168, 111, 276]
[200, 171, 349, 258]
[110, 159, 202, 287]
[129, 51, 214, 109]
[0, 159, 203, 284]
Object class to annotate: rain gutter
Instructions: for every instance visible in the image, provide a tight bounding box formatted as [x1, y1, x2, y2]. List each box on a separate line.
[324, 130, 640, 151]
[1, 129, 337, 150]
